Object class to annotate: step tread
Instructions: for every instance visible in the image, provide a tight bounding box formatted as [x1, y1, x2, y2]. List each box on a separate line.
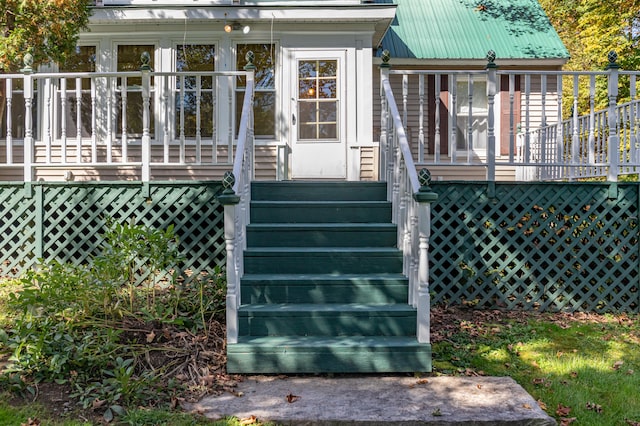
[238, 303, 416, 313]
[245, 247, 401, 254]
[247, 223, 396, 229]
[242, 273, 407, 280]
[251, 200, 390, 206]
[230, 335, 426, 348]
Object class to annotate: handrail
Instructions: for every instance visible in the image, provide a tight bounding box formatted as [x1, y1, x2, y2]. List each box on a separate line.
[380, 62, 438, 345]
[218, 56, 255, 345]
[381, 76, 420, 193]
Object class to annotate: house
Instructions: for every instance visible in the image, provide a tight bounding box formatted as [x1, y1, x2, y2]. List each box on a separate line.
[6, 0, 638, 374]
[1, 0, 574, 183]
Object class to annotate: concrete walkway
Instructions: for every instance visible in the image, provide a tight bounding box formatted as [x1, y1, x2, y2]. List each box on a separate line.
[185, 375, 557, 425]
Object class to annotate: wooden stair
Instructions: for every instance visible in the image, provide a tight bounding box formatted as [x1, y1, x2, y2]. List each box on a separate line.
[226, 181, 431, 373]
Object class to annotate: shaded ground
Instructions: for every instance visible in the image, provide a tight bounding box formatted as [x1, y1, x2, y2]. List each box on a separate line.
[4, 306, 629, 424]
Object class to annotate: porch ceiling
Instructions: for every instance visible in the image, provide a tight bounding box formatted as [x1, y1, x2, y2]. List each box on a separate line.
[89, 5, 396, 46]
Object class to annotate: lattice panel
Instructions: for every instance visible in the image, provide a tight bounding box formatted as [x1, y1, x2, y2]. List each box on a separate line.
[0, 182, 224, 284]
[430, 183, 639, 313]
[0, 185, 39, 276]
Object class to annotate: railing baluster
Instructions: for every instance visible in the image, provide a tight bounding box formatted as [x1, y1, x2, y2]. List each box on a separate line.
[508, 74, 515, 163]
[163, 74, 170, 164]
[60, 78, 67, 164]
[434, 74, 441, 163]
[179, 75, 185, 164]
[5, 79, 13, 164]
[418, 74, 425, 162]
[450, 74, 457, 163]
[196, 75, 202, 164]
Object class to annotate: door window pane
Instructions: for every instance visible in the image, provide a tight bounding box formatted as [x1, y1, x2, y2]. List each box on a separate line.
[298, 59, 338, 141]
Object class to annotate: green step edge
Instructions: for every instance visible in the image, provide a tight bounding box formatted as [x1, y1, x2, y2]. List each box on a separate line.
[227, 336, 432, 374]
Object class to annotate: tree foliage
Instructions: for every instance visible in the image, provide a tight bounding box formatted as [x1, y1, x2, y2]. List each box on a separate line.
[0, 0, 92, 72]
[539, 0, 640, 70]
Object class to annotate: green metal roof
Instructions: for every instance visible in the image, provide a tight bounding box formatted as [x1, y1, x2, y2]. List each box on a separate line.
[377, 0, 569, 61]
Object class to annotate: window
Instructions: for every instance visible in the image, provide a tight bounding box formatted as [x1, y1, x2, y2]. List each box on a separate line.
[235, 44, 275, 139]
[175, 44, 216, 138]
[57, 46, 96, 138]
[455, 77, 488, 151]
[116, 44, 155, 138]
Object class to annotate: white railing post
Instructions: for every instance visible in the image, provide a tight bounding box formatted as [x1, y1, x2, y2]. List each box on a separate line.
[606, 51, 620, 182]
[218, 171, 241, 344]
[379, 50, 392, 195]
[414, 169, 438, 344]
[486, 51, 497, 184]
[140, 51, 152, 183]
[22, 53, 35, 182]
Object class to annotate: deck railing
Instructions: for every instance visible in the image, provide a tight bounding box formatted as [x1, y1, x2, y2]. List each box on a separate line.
[386, 51, 639, 182]
[380, 56, 438, 344]
[1, 52, 254, 181]
[217, 53, 256, 344]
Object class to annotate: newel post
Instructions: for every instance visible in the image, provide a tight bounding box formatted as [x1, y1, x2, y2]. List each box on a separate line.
[217, 171, 241, 344]
[413, 168, 438, 343]
[606, 51, 620, 182]
[22, 53, 34, 183]
[486, 51, 497, 192]
[379, 50, 391, 190]
[140, 51, 152, 183]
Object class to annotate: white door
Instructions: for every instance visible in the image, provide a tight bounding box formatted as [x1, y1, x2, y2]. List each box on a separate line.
[291, 51, 347, 179]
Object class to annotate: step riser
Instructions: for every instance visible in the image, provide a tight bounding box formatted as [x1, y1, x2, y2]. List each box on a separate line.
[244, 253, 403, 274]
[241, 280, 408, 304]
[238, 314, 416, 337]
[252, 182, 387, 201]
[227, 346, 432, 374]
[246, 228, 397, 247]
[250, 204, 391, 224]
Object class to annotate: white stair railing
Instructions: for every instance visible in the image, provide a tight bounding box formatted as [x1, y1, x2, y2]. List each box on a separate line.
[217, 52, 255, 345]
[380, 51, 438, 344]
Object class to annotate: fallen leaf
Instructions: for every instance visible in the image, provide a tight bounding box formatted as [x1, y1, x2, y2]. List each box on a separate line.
[537, 399, 548, 411]
[146, 331, 156, 343]
[625, 419, 640, 426]
[613, 360, 624, 370]
[570, 371, 578, 378]
[560, 417, 577, 426]
[556, 403, 572, 417]
[627, 369, 635, 375]
[522, 403, 532, 409]
[586, 402, 603, 413]
[416, 378, 429, 385]
[286, 393, 300, 403]
[92, 399, 106, 410]
[20, 419, 41, 426]
[240, 415, 257, 425]
[533, 378, 546, 385]
[476, 384, 483, 390]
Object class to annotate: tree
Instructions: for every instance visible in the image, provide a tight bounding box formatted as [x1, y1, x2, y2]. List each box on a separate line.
[539, 0, 640, 71]
[0, 0, 92, 72]
[539, 0, 640, 113]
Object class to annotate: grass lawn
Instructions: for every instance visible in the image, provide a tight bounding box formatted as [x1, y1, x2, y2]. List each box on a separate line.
[431, 307, 640, 425]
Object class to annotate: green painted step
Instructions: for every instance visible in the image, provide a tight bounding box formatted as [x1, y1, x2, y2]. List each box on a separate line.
[227, 336, 431, 373]
[238, 303, 416, 337]
[250, 200, 392, 224]
[244, 247, 403, 275]
[246, 223, 397, 247]
[251, 181, 387, 202]
[241, 273, 408, 304]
